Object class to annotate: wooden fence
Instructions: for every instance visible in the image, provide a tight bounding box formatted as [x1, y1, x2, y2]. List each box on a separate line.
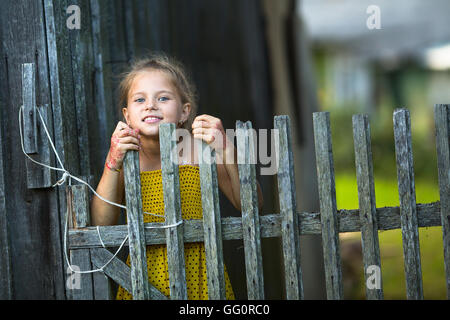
[67, 105, 449, 300]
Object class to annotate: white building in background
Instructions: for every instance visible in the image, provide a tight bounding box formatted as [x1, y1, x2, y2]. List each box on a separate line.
[299, 0, 450, 112]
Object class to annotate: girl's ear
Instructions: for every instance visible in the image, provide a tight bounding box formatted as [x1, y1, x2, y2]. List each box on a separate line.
[181, 103, 191, 123]
[122, 106, 130, 125]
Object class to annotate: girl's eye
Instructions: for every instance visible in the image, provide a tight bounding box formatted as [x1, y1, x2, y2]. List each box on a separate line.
[158, 96, 169, 102]
[135, 98, 145, 103]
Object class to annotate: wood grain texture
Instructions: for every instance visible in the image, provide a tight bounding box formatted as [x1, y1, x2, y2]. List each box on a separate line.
[393, 109, 423, 300]
[69, 202, 442, 249]
[67, 185, 94, 300]
[90, 248, 168, 300]
[0, 0, 65, 299]
[434, 104, 450, 299]
[198, 139, 226, 299]
[352, 114, 383, 299]
[123, 150, 150, 299]
[313, 112, 343, 300]
[236, 120, 264, 300]
[0, 96, 13, 299]
[159, 123, 187, 300]
[274, 115, 304, 300]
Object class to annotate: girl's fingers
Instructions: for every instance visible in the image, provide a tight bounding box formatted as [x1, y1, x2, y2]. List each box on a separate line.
[119, 143, 140, 151]
[194, 114, 216, 122]
[192, 119, 211, 129]
[117, 127, 140, 138]
[118, 135, 140, 144]
[193, 127, 222, 138]
[193, 132, 215, 144]
[115, 121, 128, 131]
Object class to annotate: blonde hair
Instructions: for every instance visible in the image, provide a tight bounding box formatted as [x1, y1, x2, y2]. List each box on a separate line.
[118, 53, 198, 131]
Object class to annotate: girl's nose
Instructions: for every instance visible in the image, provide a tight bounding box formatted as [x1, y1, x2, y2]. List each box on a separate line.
[145, 103, 158, 110]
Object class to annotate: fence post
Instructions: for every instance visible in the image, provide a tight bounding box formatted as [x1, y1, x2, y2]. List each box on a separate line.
[197, 139, 226, 299]
[123, 150, 150, 300]
[434, 104, 450, 299]
[274, 115, 304, 300]
[312, 112, 343, 300]
[236, 120, 264, 300]
[159, 123, 188, 300]
[393, 108, 423, 300]
[67, 185, 94, 300]
[352, 114, 383, 300]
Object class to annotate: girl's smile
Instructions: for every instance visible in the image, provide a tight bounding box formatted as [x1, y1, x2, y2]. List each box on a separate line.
[123, 70, 191, 139]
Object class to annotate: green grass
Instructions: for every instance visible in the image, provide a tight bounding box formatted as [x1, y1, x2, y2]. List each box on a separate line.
[336, 172, 446, 299]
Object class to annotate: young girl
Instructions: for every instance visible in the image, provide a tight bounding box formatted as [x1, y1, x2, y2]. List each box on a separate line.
[91, 54, 264, 300]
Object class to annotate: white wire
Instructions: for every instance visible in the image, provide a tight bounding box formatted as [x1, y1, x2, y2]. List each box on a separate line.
[19, 105, 183, 274]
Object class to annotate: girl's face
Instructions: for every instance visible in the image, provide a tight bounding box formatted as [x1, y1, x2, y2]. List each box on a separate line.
[123, 69, 191, 138]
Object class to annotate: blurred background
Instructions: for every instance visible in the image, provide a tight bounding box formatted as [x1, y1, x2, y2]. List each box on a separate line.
[300, 0, 449, 299]
[0, 0, 448, 299]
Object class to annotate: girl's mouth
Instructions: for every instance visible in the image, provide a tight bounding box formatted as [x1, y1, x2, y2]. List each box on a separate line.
[143, 116, 162, 124]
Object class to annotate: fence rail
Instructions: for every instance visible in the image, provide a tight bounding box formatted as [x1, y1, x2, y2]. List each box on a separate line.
[67, 105, 449, 300]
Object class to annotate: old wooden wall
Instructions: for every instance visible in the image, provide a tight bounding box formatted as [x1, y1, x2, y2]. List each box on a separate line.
[0, 0, 284, 299]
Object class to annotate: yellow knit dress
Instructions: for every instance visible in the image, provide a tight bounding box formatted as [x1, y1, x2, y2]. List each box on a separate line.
[116, 164, 235, 300]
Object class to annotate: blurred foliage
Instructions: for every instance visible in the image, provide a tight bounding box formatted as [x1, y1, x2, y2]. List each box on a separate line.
[326, 103, 438, 183]
[336, 173, 444, 300]
[313, 51, 445, 299]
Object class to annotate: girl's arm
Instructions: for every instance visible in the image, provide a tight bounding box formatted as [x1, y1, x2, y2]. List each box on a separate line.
[91, 159, 125, 225]
[192, 114, 264, 212]
[91, 121, 140, 225]
[216, 142, 264, 212]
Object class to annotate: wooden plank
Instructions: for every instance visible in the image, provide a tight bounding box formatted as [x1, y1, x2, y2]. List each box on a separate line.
[44, 0, 79, 299]
[69, 201, 443, 249]
[69, 249, 94, 300]
[274, 115, 304, 300]
[159, 123, 187, 300]
[123, 150, 150, 300]
[352, 114, 383, 300]
[21, 63, 38, 154]
[89, 0, 109, 161]
[122, 0, 135, 62]
[90, 248, 168, 300]
[0, 96, 13, 299]
[434, 104, 450, 299]
[236, 120, 264, 300]
[71, 185, 90, 228]
[68, 185, 94, 300]
[68, 0, 92, 179]
[0, 0, 65, 299]
[312, 111, 343, 300]
[22, 63, 53, 189]
[197, 139, 226, 300]
[393, 108, 423, 300]
[92, 272, 114, 300]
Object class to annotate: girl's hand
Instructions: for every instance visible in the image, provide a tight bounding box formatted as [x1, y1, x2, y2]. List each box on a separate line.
[192, 114, 228, 151]
[105, 121, 140, 171]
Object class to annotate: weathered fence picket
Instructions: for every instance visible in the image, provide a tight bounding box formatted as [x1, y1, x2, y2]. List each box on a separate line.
[274, 115, 304, 300]
[63, 108, 449, 300]
[198, 139, 226, 300]
[393, 109, 424, 300]
[159, 123, 188, 300]
[236, 120, 265, 300]
[313, 112, 343, 300]
[68, 185, 94, 300]
[434, 104, 450, 298]
[123, 151, 150, 300]
[352, 114, 383, 300]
